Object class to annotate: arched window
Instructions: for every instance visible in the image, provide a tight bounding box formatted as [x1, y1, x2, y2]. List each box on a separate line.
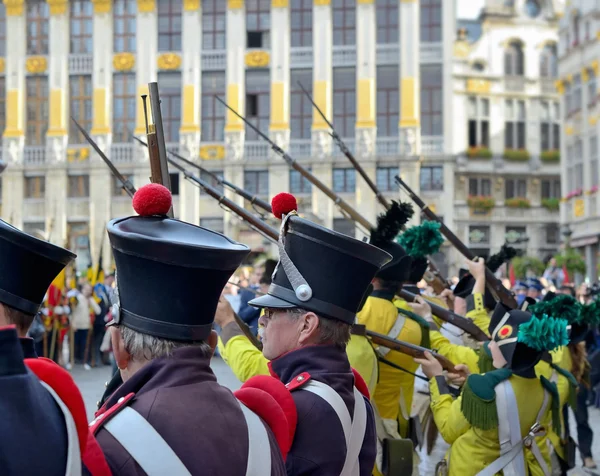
[540, 43, 557, 78]
[504, 40, 524, 76]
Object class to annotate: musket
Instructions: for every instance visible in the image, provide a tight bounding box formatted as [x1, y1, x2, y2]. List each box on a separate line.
[71, 117, 137, 198]
[215, 96, 374, 232]
[167, 158, 279, 243]
[133, 136, 272, 214]
[398, 288, 490, 342]
[297, 82, 390, 209]
[144, 83, 174, 217]
[366, 329, 457, 373]
[395, 175, 518, 309]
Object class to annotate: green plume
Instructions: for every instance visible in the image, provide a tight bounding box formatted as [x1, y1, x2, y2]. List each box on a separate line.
[397, 221, 444, 259]
[517, 315, 569, 351]
[530, 294, 582, 325]
[580, 300, 600, 326]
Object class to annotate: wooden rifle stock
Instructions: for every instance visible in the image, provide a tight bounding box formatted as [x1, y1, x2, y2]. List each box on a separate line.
[394, 175, 517, 309]
[398, 289, 490, 342]
[366, 330, 456, 373]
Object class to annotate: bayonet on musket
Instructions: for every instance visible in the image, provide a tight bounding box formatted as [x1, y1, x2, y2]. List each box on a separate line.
[133, 136, 272, 214]
[297, 81, 390, 209]
[215, 96, 375, 232]
[71, 117, 137, 198]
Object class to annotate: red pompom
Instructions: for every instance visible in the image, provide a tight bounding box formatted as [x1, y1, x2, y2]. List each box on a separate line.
[271, 192, 298, 220]
[132, 183, 172, 216]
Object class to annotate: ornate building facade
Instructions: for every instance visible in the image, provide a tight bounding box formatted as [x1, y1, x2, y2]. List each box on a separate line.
[0, 0, 455, 273]
[450, 0, 563, 270]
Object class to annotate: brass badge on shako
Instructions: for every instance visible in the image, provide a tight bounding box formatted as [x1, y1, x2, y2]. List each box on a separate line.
[497, 324, 513, 340]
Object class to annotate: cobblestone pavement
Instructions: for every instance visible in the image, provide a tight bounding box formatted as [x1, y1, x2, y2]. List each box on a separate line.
[72, 359, 600, 475]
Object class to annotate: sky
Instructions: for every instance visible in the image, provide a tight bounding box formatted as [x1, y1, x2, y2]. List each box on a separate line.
[457, 0, 485, 20]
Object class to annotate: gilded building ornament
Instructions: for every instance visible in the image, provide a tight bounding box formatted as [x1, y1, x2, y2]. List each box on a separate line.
[555, 80, 565, 95]
[137, 0, 155, 13]
[0, 58, 5, 74]
[591, 60, 599, 76]
[199, 145, 226, 160]
[272, 0, 288, 6]
[589, 116, 597, 126]
[4, 0, 24, 16]
[184, 0, 200, 10]
[582, 68, 590, 82]
[245, 51, 270, 68]
[67, 147, 90, 162]
[357, 0, 374, 3]
[47, 0, 68, 15]
[565, 126, 574, 136]
[228, 0, 243, 8]
[113, 53, 135, 71]
[91, 0, 111, 13]
[157, 53, 182, 70]
[466, 79, 491, 94]
[453, 41, 470, 58]
[314, 0, 331, 5]
[25, 56, 48, 74]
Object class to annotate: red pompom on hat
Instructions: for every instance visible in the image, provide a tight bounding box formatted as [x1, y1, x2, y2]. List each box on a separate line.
[132, 183, 172, 216]
[271, 192, 298, 220]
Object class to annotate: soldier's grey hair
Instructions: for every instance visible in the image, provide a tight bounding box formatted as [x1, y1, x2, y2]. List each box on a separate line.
[113, 271, 212, 362]
[285, 308, 351, 350]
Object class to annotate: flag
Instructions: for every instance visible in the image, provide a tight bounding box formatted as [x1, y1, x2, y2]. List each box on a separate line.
[562, 264, 570, 284]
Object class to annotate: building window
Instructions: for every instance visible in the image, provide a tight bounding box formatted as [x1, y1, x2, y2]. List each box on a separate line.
[505, 178, 527, 199]
[169, 173, 180, 195]
[571, 74, 582, 114]
[157, 72, 181, 143]
[588, 69, 597, 108]
[244, 170, 269, 195]
[70, 0, 93, 54]
[591, 136, 599, 188]
[113, 0, 136, 53]
[376, 167, 397, 192]
[245, 70, 270, 141]
[200, 218, 224, 234]
[112, 175, 133, 196]
[539, 43, 557, 78]
[377, 65, 399, 137]
[68, 175, 90, 198]
[420, 0, 441, 42]
[540, 101, 559, 152]
[69, 75, 92, 144]
[0, 3, 6, 57]
[564, 82, 572, 115]
[541, 178, 561, 199]
[202, 0, 226, 50]
[113, 73, 136, 143]
[333, 0, 356, 46]
[420, 165, 443, 191]
[468, 225, 490, 248]
[573, 139, 583, 190]
[333, 68, 356, 138]
[469, 177, 491, 196]
[467, 96, 489, 148]
[199, 170, 225, 195]
[421, 64, 443, 136]
[524, 0, 541, 18]
[291, 0, 312, 47]
[504, 41, 524, 76]
[26, 77, 49, 146]
[0, 78, 5, 142]
[201, 71, 226, 141]
[290, 70, 313, 140]
[289, 169, 312, 195]
[333, 218, 355, 238]
[246, 0, 270, 49]
[376, 0, 398, 44]
[546, 224, 559, 245]
[24, 176, 45, 199]
[157, 0, 182, 51]
[332, 168, 356, 193]
[504, 99, 526, 149]
[573, 13, 580, 46]
[27, 0, 49, 55]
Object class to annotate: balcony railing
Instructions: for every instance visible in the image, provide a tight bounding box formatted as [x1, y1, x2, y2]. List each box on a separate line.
[23, 146, 46, 166]
[68, 54, 93, 75]
[421, 136, 444, 155]
[376, 137, 400, 156]
[376, 44, 399, 65]
[202, 50, 226, 71]
[111, 143, 135, 163]
[166, 142, 180, 156]
[540, 77, 557, 95]
[290, 47, 312, 69]
[244, 141, 269, 161]
[289, 139, 311, 159]
[420, 43, 443, 64]
[332, 139, 355, 157]
[332, 46, 356, 67]
[505, 76, 526, 92]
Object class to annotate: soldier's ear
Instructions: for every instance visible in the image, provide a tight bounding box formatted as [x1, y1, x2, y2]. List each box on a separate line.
[110, 326, 130, 371]
[298, 312, 320, 346]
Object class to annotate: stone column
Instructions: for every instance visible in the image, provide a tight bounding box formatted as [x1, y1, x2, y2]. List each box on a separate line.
[311, 0, 333, 224]
[89, 0, 114, 269]
[1, 0, 27, 224]
[223, 0, 246, 238]
[45, 0, 69, 247]
[556, 79, 568, 226]
[354, 0, 377, 231]
[178, 0, 202, 225]
[399, 0, 421, 157]
[586, 244, 598, 282]
[134, 0, 158, 137]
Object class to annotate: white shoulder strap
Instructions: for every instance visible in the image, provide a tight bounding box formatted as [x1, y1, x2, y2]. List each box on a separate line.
[377, 312, 406, 358]
[301, 380, 367, 476]
[103, 407, 192, 476]
[40, 382, 82, 476]
[238, 401, 273, 476]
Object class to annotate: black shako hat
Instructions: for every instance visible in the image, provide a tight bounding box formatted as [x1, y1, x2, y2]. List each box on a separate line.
[108, 184, 250, 342]
[249, 193, 392, 324]
[0, 220, 75, 315]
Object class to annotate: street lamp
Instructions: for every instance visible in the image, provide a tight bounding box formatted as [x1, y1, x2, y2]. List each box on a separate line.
[561, 224, 573, 247]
